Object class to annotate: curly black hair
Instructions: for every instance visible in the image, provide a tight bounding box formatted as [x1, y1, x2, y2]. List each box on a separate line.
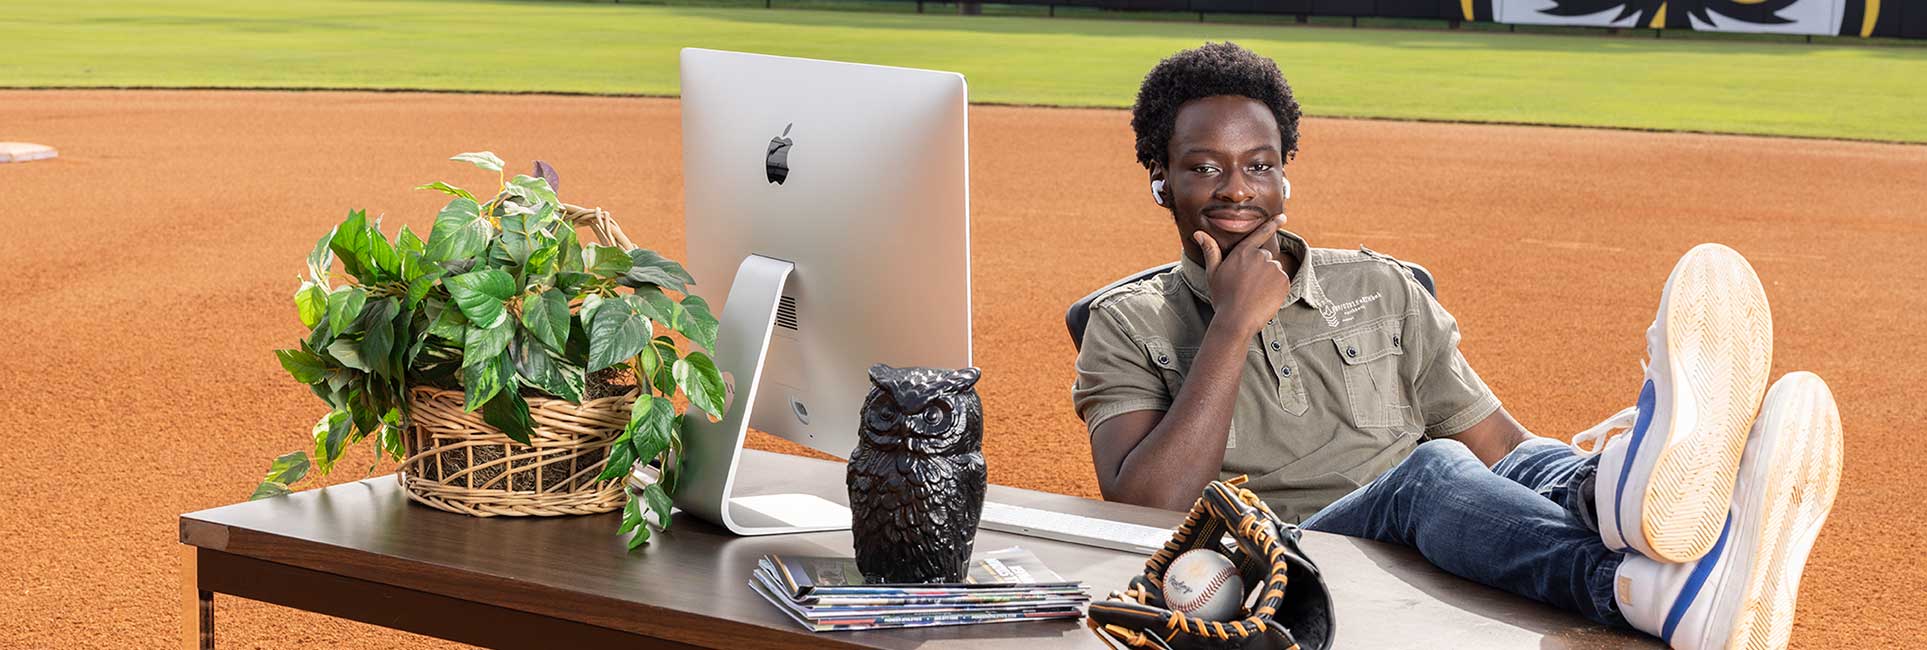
[1130, 42, 1302, 170]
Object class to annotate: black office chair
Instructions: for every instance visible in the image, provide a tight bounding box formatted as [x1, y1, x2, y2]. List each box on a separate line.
[1064, 259, 1437, 351]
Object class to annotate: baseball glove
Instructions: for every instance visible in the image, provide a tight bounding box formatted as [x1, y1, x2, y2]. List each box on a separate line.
[1087, 477, 1335, 650]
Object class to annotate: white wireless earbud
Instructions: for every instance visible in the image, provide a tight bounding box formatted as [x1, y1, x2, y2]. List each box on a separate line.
[1282, 176, 1292, 200]
[1151, 180, 1166, 206]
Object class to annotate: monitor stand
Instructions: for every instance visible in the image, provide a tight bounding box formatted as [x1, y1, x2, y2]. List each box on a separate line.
[647, 254, 852, 535]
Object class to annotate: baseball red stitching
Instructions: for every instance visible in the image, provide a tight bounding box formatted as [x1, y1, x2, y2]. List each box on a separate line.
[1172, 554, 1238, 616]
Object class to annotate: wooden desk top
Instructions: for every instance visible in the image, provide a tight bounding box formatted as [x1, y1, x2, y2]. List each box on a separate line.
[180, 448, 1658, 649]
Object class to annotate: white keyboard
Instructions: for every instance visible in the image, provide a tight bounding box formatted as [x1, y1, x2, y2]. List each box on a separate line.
[978, 501, 1172, 555]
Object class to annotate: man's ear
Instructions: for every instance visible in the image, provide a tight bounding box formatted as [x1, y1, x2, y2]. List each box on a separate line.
[1148, 163, 1169, 207]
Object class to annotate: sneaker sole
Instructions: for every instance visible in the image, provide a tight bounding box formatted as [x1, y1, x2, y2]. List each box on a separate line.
[1720, 373, 1843, 650]
[1640, 243, 1774, 562]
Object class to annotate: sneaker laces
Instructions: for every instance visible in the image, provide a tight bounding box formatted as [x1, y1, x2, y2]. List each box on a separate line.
[1572, 406, 1639, 455]
[1572, 361, 1654, 455]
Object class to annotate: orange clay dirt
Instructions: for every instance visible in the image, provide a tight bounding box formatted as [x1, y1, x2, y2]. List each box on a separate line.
[0, 91, 1921, 648]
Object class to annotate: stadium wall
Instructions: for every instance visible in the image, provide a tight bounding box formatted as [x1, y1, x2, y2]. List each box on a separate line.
[958, 0, 1923, 37]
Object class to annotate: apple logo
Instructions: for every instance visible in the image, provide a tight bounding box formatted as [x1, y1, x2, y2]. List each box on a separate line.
[766, 123, 794, 185]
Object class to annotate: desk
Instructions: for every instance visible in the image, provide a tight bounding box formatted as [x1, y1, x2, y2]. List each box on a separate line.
[178, 448, 1658, 649]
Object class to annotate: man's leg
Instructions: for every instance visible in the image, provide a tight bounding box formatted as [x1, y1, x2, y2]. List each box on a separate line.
[1490, 437, 1602, 532]
[1302, 439, 1626, 628]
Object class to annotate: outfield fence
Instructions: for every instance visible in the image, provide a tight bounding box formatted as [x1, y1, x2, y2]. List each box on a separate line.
[909, 0, 1925, 38]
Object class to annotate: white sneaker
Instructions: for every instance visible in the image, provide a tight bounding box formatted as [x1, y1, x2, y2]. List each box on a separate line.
[1614, 372, 1844, 650]
[1574, 243, 1774, 563]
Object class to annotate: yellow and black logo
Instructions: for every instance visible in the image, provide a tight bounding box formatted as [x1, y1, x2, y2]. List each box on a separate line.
[1541, 0, 1801, 28]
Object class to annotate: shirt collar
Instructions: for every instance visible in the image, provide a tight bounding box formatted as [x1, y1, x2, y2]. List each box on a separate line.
[1178, 229, 1329, 311]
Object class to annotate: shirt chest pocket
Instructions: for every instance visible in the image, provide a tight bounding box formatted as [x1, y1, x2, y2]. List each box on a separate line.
[1331, 322, 1413, 429]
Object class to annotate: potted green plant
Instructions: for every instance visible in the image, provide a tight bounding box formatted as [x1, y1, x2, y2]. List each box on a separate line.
[254, 151, 725, 549]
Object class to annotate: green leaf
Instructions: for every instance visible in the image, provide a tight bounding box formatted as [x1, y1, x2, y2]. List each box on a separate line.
[377, 424, 405, 461]
[324, 338, 370, 372]
[646, 337, 678, 395]
[275, 348, 328, 384]
[588, 294, 653, 372]
[294, 281, 327, 329]
[642, 482, 674, 529]
[627, 395, 675, 464]
[463, 319, 513, 368]
[427, 300, 468, 341]
[328, 210, 374, 280]
[619, 249, 696, 293]
[618, 497, 644, 535]
[363, 225, 401, 281]
[262, 451, 311, 486]
[633, 286, 680, 327]
[557, 227, 584, 273]
[461, 352, 509, 412]
[499, 205, 552, 269]
[514, 331, 584, 403]
[678, 295, 719, 353]
[250, 481, 291, 500]
[674, 352, 728, 421]
[405, 264, 446, 309]
[504, 174, 559, 207]
[424, 197, 489, 263]
[481, 387, 536, 446]
[598, 436, 638, 482]
[397, 225, 425, 256]
[445, 268, 514, 329]
[312, 410, 352, 475]
[308, 227, 336, 283]
[359, 298, 400, 379]
[415, 180, 477, 202]
[450, 151, 505, 172]
[579, 293, 606, 330]
[554, 271, 596, 294]
[326, 286, 367, 338]
[585, 245, 632, 278]
[522, 289, 570, 353]
[626, 523, 652, 550]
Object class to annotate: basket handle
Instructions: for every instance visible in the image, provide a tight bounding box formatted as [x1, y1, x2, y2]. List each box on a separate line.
[559, 203, 636, 252]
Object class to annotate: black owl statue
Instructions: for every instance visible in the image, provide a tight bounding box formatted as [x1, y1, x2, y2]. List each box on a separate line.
[847, 364, 986, 584]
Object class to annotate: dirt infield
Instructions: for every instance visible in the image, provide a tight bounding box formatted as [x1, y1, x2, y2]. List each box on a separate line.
[1, 90, 1921, 648]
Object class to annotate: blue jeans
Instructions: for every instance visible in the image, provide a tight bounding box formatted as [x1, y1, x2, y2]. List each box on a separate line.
[1300, 437, 1628, 628]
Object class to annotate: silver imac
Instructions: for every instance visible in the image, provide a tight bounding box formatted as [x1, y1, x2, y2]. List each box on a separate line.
[669, 48, 972, 535]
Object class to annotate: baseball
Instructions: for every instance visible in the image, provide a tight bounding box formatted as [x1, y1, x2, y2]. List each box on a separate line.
[1163, 549, 1245, 621]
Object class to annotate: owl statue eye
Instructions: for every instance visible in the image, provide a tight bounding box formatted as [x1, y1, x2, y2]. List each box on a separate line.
[866, 405, 898, 431]
[922, 405, 949, 430]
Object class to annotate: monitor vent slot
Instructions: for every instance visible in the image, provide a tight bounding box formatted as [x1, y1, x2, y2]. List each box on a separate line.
[775, 295, 800, 331]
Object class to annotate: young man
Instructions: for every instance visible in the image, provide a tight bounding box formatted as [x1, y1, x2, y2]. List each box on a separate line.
[1073, 42, 1843, 649]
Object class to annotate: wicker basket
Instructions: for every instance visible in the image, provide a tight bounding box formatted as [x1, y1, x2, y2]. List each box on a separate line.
[395, 203, 643, 518]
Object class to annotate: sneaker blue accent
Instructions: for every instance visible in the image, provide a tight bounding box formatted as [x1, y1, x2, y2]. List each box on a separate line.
[1612, 380, 1659, 546]
[1662, 514, 1734, 643]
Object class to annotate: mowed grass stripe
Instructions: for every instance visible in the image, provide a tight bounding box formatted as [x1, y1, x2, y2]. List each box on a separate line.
[2, 0, 1924, 142]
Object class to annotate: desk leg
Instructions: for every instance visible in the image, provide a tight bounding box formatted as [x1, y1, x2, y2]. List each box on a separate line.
[182, 546, 212, 650]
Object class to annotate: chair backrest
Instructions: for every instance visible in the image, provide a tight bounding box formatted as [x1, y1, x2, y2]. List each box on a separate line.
[1065, 259, 1439, 351]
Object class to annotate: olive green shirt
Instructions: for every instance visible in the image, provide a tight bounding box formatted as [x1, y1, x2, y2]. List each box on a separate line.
[1072, 231, 1500, 522]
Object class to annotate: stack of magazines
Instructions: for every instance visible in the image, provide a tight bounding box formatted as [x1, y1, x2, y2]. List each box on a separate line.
[750, 546, 1089, 632]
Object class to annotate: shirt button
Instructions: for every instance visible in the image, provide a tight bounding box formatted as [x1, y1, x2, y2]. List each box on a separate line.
[1270, 341, 1282, 351]
[1392, 335, 1402, 348]
[1279, 366, 1292, 377]
[1158, 355, 1170, 365]
[1346, 347, 1358, 358]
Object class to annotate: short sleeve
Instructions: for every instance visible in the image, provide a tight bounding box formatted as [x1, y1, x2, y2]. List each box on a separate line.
[1071, 305, 1171, 434]
[1400, 279, 1500, 438]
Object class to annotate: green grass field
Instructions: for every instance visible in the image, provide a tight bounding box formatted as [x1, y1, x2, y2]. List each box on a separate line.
[4, 0, 1924, 142]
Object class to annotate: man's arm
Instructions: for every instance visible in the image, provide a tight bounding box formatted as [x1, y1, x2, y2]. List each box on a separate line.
[1450, 406, 1533, 467]
[1090, 318, 1256, 510]
[1090, 218, 1289, 511]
